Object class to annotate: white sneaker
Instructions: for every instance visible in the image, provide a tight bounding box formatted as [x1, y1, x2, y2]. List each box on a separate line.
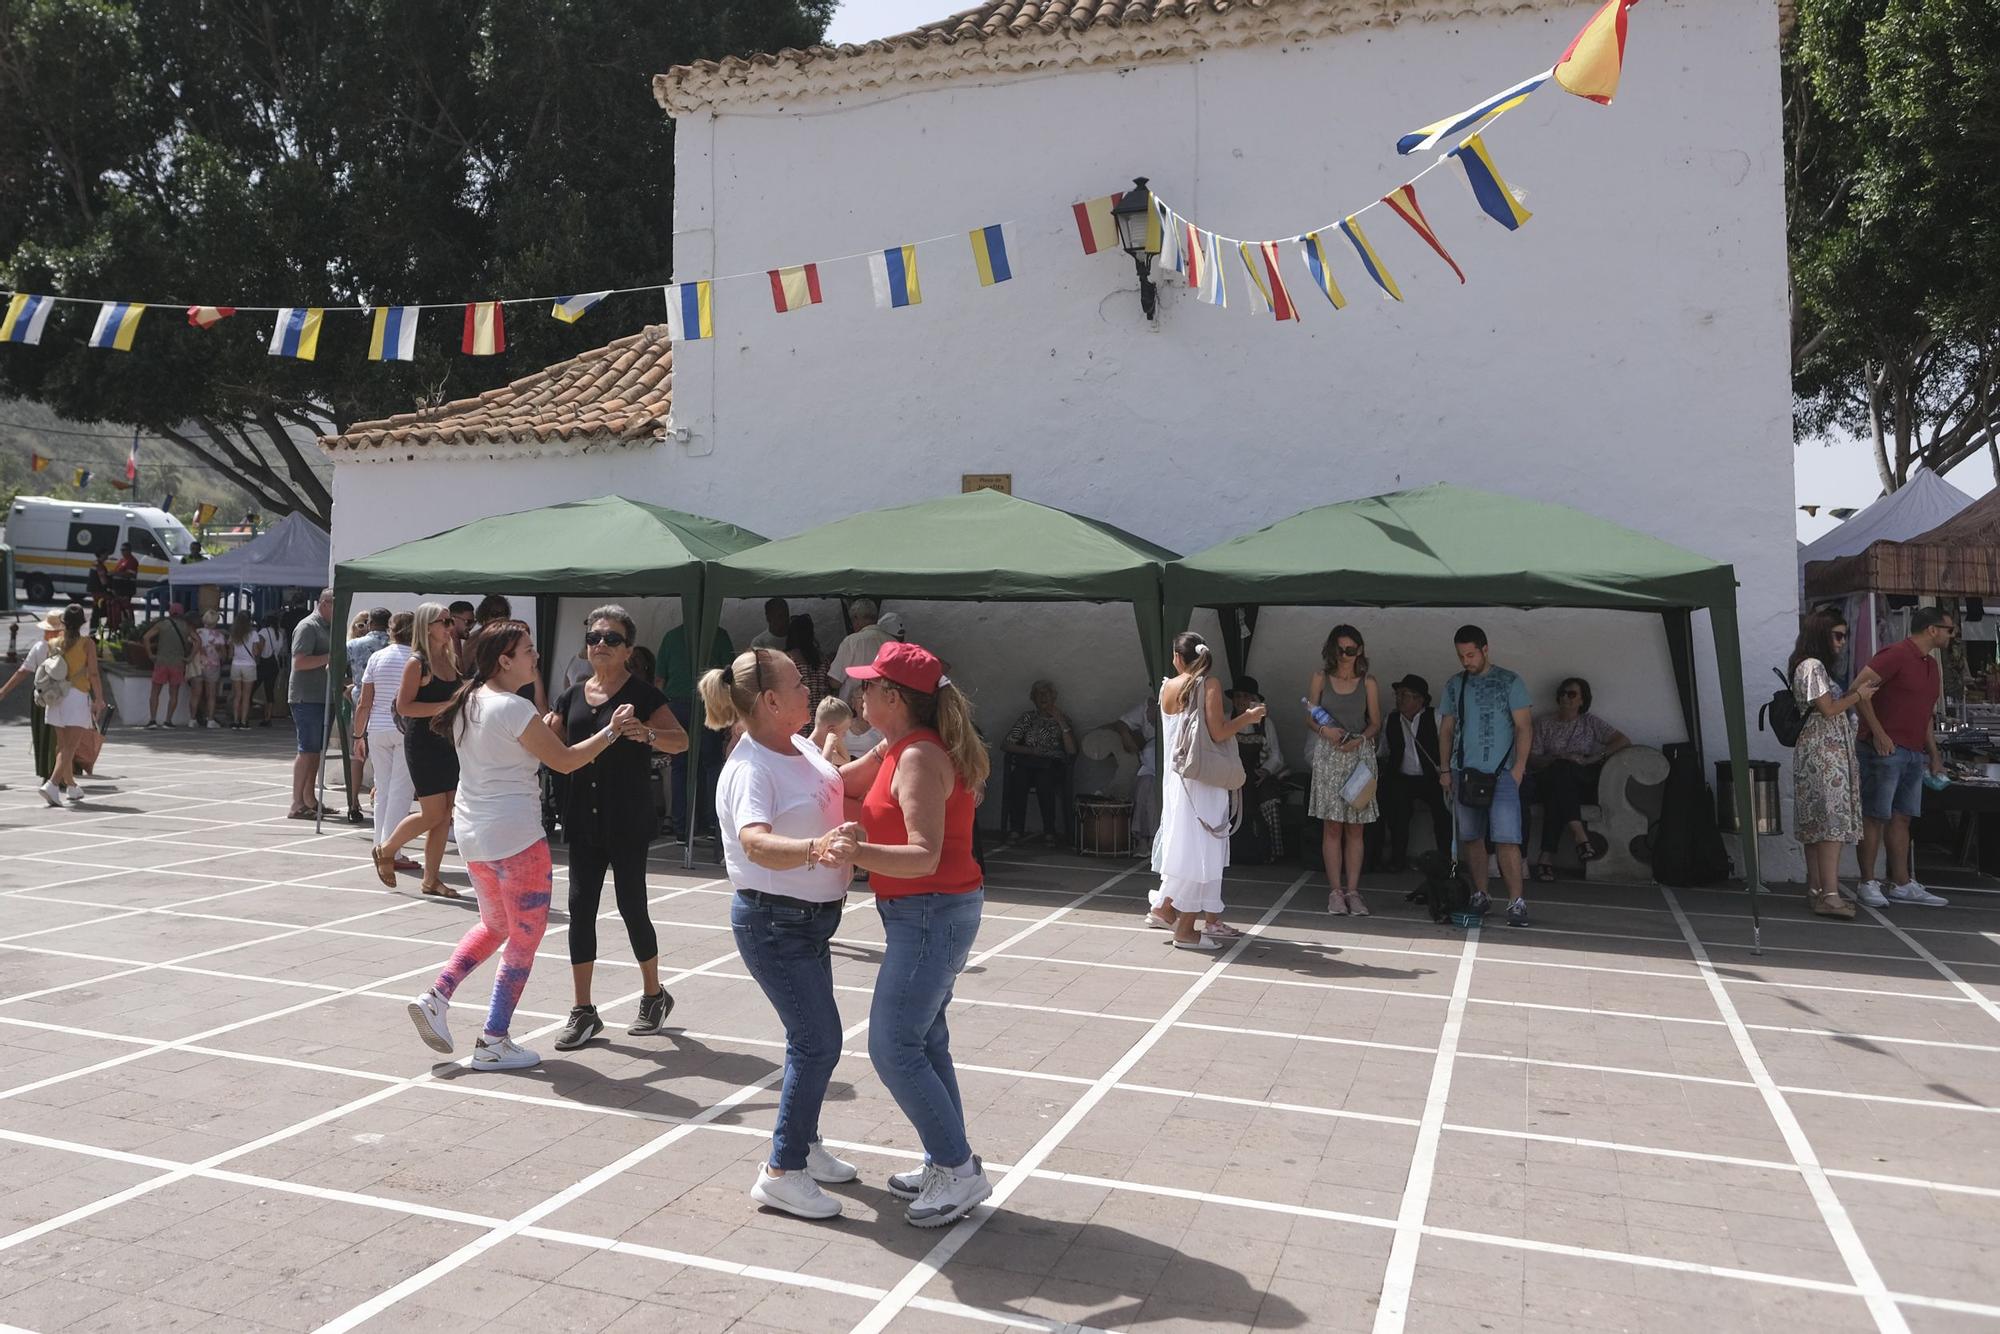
[806, 1142, 858, 1184]
[749, 1165, 841, 1219]
[205, 719, 221, 730]
[905, 1156, 991, 1228]
[886, 1164, 928, 1199]
[406, 989, 454, 1053]
[62, 785, 83, 805]
[470, 1035, 540, 1071]
[38, 778, 63, 808]
[1885, 881, 1949, 907]
[1852, 880, 1888, 908]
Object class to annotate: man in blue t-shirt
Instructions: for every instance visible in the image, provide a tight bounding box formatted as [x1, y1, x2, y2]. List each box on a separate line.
[1437, 624, 1534, 926]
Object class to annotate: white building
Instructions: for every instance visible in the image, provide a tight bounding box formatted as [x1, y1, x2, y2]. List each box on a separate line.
[328, 0, 1799, 868]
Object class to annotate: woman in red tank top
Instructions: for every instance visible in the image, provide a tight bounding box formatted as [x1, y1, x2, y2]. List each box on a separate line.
[837, 641, 995, 1227]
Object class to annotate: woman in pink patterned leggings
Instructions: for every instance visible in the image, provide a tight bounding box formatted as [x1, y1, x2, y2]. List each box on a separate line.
[404, 620, 640, 1071]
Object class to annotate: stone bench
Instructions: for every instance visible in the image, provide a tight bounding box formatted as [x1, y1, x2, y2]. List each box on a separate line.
[1526, 745, 1670, 881]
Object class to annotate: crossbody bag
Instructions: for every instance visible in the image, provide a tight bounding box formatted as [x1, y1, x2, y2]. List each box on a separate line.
[1451, 670, 1513, 810]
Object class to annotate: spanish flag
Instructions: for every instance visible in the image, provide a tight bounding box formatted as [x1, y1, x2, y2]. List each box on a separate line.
[88, 302, 146, 352]
[1553, 0, 1638, 106]
[767, 264, 822, 314]
[462, 302, 505, 355]
[1381, 184, 1465, 284]
[187, 305, 235, 329]
[30, 452, 50, 473]
[1072, 193, 1122, 256]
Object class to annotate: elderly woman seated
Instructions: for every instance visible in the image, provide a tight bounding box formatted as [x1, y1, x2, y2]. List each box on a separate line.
[1002, 679, 1079, 844]
[1527, 676, 1630, 881]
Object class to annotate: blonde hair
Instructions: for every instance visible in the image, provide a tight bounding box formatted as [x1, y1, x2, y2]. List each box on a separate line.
[411, 601, 457, 678]
[879, 678, 991, 795]
[696, 648, 785, 731]
[814, 694, 853, 731]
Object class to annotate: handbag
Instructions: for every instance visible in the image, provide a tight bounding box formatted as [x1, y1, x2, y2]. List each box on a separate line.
[1168, 672, 1245, 839]
[1451, 670, 1511, 810]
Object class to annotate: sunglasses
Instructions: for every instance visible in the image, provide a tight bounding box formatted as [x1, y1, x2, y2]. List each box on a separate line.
[584, 630, 628, 647]
[1831, 631, 1848, 641]
[1337, 644, 1361, 656]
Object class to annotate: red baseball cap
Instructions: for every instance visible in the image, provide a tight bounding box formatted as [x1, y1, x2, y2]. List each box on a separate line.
[844, 641, 944, 694]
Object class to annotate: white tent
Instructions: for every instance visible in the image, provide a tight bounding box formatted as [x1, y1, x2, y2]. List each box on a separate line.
[169, 512, 330, 589]
[1799, 467, 1975, 577]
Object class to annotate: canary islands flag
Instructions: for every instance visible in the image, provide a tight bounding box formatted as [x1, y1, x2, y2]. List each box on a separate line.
[869, 245, 922, 309]
[969, 225, 1013, 287]
[1194, 230, 1227, 307]
[1554, 0, 1638, 105]
[186, 305, 235, 329]
[369, 305, 420, 362]
[1381, 184, 1465, 284]
[551, 292, 609, 323]
[1339, 217, 1402, 302]
[269, 307, 324, 360]
[74, 468, 92, 488]
[665, 282, 713, 341]
[88, 302, 145, 352]
[768, 265, 822, 314]
[1296, 233, 1348, 310]
[1396, 69, 1551, 155]
[1, 293, 54, 344]
[1450, 134, 1532, 230]
[462, 302, 505, 355]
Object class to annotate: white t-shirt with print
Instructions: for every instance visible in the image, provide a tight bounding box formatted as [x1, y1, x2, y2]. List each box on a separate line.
[451, 689, 546, 864]
[715, 733, 850, 903]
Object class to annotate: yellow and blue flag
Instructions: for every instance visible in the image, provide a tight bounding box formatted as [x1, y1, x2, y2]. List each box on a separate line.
[88, 302, 145, 352]
[269, 307, 324, 359]
[1396, 69, 1550, 155]
[1450, 134, 1532, 230]
[868, 245, 923, 309]
[3, 293, 55, 344]
[368, 305, 420, 362]
[665, 282, 713, 341]
[1339, 216, 1403, 302]
[969, 224, 1013, 287]
[1296, 233, 1348, 310]
[551, 292, 609, 323]
[1194, 229, 1226, 307]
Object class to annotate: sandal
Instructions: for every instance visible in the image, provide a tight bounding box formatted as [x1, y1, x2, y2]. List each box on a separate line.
[1200, 922, 1245, 939]
[1173, 936, 1222, 952]
[1575, 838, 1601, 863]
[1807, 886, 1855, 920]
[1533, 863, 1557, 883]
[1143, 912, 1175, 931]
[371, 845, 399, 888]
[421, 878, 462, 900]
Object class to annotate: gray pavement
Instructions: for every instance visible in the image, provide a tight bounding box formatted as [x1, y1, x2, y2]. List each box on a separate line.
[2, 727, 1998, 1332]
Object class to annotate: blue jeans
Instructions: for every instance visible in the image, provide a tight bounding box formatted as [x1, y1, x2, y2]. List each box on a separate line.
[731, 891, 845, 1171]
[870, 889, 983, 1168]
[1454, 767, 1523, 847]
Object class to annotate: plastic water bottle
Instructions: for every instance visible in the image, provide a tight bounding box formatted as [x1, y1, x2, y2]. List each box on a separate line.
[1303, 698, 1335, 729]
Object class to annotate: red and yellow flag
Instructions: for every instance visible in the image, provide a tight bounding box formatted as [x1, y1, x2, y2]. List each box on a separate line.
[462, 302, 506, 356]
[30, 452, 50, 473]
[1381, 184, 1465, 284]
[1553, 0, 1638, 105]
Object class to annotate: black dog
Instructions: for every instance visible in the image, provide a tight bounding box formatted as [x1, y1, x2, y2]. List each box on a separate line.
[1411, 849, 1474, 924]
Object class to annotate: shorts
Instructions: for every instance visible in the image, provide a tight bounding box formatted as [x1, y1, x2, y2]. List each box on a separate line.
[230, 665, 257, 684]
[292, 702, 327, 756]
[1859, 744, 1925, 821]
[1454, 767, 1523, 847]
[198, 666, 221, 685]
[150, 663, 185, 687]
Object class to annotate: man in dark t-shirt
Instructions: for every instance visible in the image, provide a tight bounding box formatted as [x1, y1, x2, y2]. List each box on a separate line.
[1852, 607, 1954, 907]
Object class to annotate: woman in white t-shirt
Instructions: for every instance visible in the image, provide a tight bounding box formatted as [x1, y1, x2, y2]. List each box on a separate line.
[701, 647, 860, 1221]
[405, 619, 636, 1072]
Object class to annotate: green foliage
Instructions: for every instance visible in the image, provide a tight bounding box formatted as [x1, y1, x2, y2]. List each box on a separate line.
[1788, 0, 2000, 487]
[0, 0, 835, 521]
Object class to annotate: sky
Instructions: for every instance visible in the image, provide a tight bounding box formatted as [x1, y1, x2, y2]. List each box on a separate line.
[824, 0, 953, 45]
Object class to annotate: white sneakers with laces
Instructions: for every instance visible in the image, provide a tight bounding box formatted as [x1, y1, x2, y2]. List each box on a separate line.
[1884, 880, 1949, 907]
[406, 989, 454, 1053]
[471, 1035, 540, 1070]
[750, 1165, 842, 1219]
[905, 1156, 991, 1228]
[38, 778, 63, 807]
[1849, 880, 1889, 908]
[806, 1142, 858, 1184]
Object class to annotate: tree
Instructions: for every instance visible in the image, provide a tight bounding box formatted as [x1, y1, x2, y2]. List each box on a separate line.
[1787, 0, 2000, 491]
[0, 0, 834, 525]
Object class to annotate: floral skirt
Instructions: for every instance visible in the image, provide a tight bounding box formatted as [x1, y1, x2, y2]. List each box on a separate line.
[1308, 737, 1379, 824]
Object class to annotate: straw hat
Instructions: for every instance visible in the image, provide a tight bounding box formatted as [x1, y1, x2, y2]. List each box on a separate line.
[37, 608, 68, 634]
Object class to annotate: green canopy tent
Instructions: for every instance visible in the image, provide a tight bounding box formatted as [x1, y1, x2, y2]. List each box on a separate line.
[701, 488, 1179, 842]
[1163, 484, 1766, 941]
[326, 495, 766, 858]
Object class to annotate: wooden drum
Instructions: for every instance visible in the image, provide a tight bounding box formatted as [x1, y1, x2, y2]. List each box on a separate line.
[1075, 796, 1133, 858]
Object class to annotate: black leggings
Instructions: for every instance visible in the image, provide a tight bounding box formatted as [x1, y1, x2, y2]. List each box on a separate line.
[1536, 760, 1601, 853]
[567, 840, 657, 967]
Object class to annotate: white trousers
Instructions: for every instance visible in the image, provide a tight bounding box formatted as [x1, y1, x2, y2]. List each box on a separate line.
[370, 732, 412, 849]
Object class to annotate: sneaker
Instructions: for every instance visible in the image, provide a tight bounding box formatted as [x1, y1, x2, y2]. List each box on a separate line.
[205, 719, 221, 730]
[62, 785, 83, 805]
[38, 778, 63, 808]
[471, 1035, 540, 1071]
[553, 1005, 603, 1052]
[886, 1164, 928, 1199]
[628, 990, 675, 1036]
[806, 1142, 858, 1184]
[144, 721, 160, 730]
[162, 721, 177, 729]
[906, 1157, 991, 1228]
[1852, 880, 1889, 908]
[749, 1165, 841, 1219]
[1885, 881, 1949, 907]
[1468, 888, 1491, 916]
[407, 989, 454, 1053]
[1505, 898, 1530, 928]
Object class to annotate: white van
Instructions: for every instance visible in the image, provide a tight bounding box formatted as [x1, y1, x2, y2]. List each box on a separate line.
[5, 497, 195, 605]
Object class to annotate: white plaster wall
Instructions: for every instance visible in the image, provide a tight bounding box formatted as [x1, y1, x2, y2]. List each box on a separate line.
[328, 0, 1803, 871]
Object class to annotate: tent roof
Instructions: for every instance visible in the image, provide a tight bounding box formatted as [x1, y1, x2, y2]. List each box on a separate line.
[335, 496, 764, 598]
[1165, 483, 1736, 610]
[708, 489, 1177, 603]
[1797, 467, 1974, 570]
[170, 511, 330, 589]
[1805, 485, 2000, 598]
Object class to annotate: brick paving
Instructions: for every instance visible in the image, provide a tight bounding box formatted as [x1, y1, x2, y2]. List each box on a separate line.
[2, 729, 1998, 1333]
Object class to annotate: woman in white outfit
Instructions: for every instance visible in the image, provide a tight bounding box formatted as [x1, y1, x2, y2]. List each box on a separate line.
[0, 607, 103, 806]
[1150, 632, 1266, 950]
[355, 613, 417, 871]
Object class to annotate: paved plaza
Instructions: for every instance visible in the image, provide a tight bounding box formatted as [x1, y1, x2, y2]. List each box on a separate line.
[1, 731, 1998, 1333]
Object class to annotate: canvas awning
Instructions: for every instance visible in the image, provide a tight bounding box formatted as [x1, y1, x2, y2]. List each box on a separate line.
[1796, 467, 1973, 577]
[1804, 486, 2000, 599]
[1163, 484, 1766, 931]
[164, 511, 330, 590]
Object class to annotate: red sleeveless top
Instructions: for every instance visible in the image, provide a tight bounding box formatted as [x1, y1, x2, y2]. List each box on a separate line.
[860, 729, 981, 898]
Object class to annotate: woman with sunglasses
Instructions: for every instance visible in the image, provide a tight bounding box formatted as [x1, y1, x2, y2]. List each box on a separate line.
[546, 607, 688, 1050]
[407, 620, 640, 1071]
[1789, 610, 1875, 919]
[1526, 677, 1630, 882]
[1306, 624, 1381, 915]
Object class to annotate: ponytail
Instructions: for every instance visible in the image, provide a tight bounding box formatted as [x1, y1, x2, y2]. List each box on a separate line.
[431, 619, 528, 743]
[697, 648, 780, 731]
[1172, 630, 1211, 713]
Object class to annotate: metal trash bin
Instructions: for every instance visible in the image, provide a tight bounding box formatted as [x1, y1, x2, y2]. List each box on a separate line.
[1714, 760, 1782, 835]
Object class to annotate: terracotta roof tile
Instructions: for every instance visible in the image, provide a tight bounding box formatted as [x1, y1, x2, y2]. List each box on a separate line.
[320, 326, 673, 457]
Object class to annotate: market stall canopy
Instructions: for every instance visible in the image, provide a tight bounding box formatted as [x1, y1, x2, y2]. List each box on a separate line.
[167, 511, 330, 589]
[1797, 467, 1973, 579]
[1164, 483, 1736, 611]
[333, 495, 763, 599]
[1805, 485, 2000, 599]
